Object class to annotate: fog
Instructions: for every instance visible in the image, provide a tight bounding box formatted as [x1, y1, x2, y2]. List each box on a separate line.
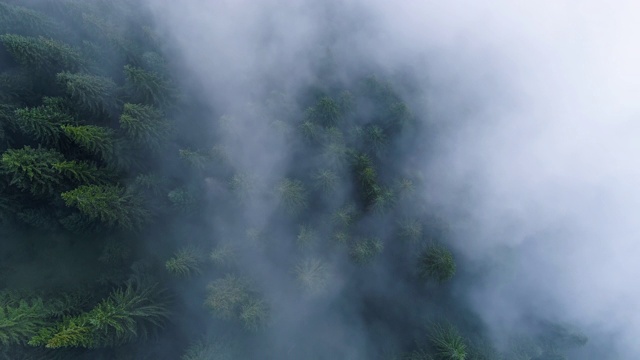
[140, 0, 640, 358]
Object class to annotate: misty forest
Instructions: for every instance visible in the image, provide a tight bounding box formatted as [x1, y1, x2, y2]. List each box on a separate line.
[0, 1, 593, 359]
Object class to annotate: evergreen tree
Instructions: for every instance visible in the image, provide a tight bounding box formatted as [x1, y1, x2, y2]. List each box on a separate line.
[61, 185, 150, 230]
[1, 146, 64, 195]
[61, 124, 115, 161]
[0, 297, 49, 346]
[14, 97, 73, 146]
[429, 323, 467, 360]
[124, 65, 172, 107]
[418, 245, 456, 283]
[0, 34, 83, 74]
[56, 72, 118, 116]
[165, 247, 205, 278]
[119, 103, 170, 151]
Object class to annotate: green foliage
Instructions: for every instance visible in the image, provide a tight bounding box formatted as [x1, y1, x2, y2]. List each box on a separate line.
[418, 245, 456, 283]
[53, 160, 110, 185]
[349, 237, 383, 264]
[429, 323, 467, 360]
[165, 247, 204, 278]
[119, 103, 170, 151]
[56, 72, 118, 115]
[14, 98, 73, 146]
[124, 65, 172, 106]
[86, 283, 169, 347]
[276, 178, 308, 215]
[61, 125, 115, 161]
[0, 298, 48, 346]
[33, 282, 169, 349]
[1, 146, 64, 195]
[0, 35, 82, 73]
[61, 185, 150, 230]
[294, 258, 330, 295]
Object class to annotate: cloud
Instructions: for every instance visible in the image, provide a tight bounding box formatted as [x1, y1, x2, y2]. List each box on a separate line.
[144, 0, 640, 357]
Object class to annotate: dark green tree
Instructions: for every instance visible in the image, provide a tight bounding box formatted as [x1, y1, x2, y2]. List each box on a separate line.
[124, 65, 172, 107]
[61, 185, 150, 230]
[429, 323, 467, 360]
[61, 124, 115, 161]
[56, 72, 118, 116]
[418, 245, 456, 283]
[1, 146, 64, 195]
[0, 34, 82, 73]
[14, 97, 73, 146]
[119, 103, 170, 151]
[165, 247, 205, 278]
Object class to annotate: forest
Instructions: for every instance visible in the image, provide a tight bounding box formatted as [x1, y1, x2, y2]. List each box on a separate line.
[0, 1, 590, 359]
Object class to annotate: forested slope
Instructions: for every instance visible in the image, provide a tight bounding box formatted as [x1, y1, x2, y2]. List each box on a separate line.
[0, 1, 587, 359]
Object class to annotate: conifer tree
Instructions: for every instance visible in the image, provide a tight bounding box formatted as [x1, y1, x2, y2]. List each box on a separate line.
[61, 124, 115, 161]
[14, 98, 73, 146]
[56, 72, 118, 116]
[428, 323, 467, 360]
[61, 185, 150, 230]
[1, 146, 64, 195]
[165, 247, 205, 278]
[124, 65, 172, 107]
[119, 103, 170, 151]
[0, 298, 49, 346]
[0, 34, 82, 74]
[418, 245, 456, 283]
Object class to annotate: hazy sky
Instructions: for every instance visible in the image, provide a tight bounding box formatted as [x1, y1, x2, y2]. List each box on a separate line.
[146, 0, 640, 357]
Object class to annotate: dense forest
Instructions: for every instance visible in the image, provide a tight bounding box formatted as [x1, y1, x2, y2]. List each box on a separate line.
[0, 1, 590, 359]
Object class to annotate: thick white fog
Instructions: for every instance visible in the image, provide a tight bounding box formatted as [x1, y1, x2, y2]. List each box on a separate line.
[146, 0, 640, 357]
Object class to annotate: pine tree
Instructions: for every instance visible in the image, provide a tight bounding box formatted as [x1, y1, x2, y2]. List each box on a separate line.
[61, 185, 150, 230]
[1, 146, 64, 195]
[428, 323, 467, 360]
[61, 124, 115, 161]
[56, 72, 118, 116]
[0, 34, 83, 74]
[0, 298, 49, 346]
[124, 65, 172, 107]
[53, 160, 110, 185]
[119, 103, 170, 151]
[14, 98, 73, 146]
[32, 282, 169, 349]
[418, 245, 456, 283]
[165, 247, 204, 278]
